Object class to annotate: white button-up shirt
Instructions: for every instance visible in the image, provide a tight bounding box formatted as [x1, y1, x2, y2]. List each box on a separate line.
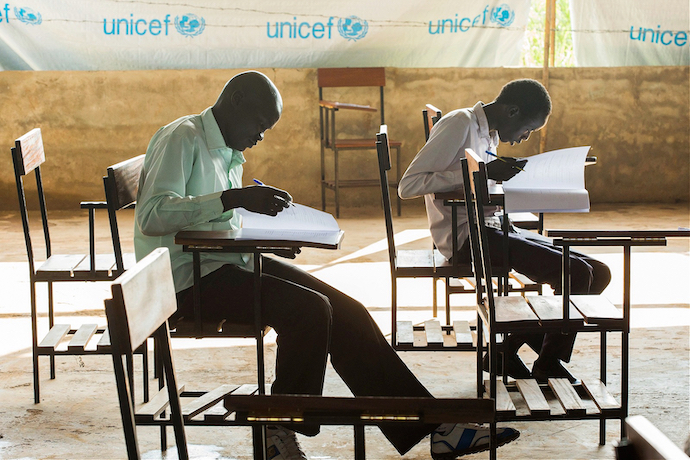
[398, 102, 499, 260]
[134, 107, 251, 292]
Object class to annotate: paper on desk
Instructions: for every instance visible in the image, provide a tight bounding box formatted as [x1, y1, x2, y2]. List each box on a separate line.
[502, 146, 591, 213]
[235, 204, 342, 245]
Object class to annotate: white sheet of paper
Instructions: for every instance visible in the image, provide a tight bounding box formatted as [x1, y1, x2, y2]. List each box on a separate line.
[237, 203, 339, 231]
[502, 146, 591, 213]
[235, 204, 341, 244]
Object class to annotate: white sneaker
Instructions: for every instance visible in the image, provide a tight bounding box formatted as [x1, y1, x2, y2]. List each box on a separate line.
[431, 423, 520, 459]
[266, 426, 309, 460]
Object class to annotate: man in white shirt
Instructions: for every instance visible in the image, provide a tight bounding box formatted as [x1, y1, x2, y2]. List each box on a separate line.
[399, 79, 611, 383]
[135, 71, 520, 460]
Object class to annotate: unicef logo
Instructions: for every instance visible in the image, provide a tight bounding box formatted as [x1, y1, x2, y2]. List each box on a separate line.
[337, 16, 368, 41]
[174, 13, 205, 37]
[490, 4, 515, 27]
[14, 6, 42, 25]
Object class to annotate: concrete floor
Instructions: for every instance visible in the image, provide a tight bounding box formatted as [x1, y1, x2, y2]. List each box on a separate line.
[0, 203, 688, 459]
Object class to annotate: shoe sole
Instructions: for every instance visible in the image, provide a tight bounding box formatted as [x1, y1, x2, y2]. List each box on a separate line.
[431, 430, 520, 459]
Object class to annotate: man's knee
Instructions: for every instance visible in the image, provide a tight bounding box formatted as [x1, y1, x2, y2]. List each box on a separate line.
[570, 257, 610, 295]
[569, 259, 595, 294]
[588, 261, 611, 295]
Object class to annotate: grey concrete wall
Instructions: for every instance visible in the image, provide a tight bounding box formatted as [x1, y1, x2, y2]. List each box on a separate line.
[0, 66, 687, 212]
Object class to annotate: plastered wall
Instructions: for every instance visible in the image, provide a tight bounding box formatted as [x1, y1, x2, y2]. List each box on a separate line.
[0, 66, 687, 212]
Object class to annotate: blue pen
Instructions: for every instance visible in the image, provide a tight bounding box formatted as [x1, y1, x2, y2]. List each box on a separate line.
[486, 151, 525, 172]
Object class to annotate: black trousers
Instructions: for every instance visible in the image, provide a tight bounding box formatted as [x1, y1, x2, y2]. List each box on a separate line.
[458, 227, 612, 362]
[175, 256, 433, 455]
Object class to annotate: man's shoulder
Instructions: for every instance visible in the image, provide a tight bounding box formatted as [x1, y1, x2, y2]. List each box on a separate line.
[443, 108, 474, 124]
[159, 113, 203, 138]
[431, 107, 474, 134]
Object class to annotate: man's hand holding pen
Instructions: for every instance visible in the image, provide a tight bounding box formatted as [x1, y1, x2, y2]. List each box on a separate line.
[220, 180, 293, 216]
[485, 151, 528, 182]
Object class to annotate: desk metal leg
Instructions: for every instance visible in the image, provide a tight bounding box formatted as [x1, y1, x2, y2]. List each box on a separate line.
[621, 246, 631, 439]
[600, 331, 607, 446]
[501, 210, 510, 296]
[253, 253, 267, 460]
[193, 251, 202, 336]
[354, 425, 366, 459]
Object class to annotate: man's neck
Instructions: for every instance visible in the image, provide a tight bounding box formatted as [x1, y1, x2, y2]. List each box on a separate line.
[481, 101, 499, 132]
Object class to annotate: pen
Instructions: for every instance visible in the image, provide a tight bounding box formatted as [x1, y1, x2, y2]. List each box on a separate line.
[486, 151, 525, 172]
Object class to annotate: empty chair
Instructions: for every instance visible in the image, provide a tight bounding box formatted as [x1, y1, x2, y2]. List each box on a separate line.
[318, 67, 402, 217]
[11, 128, 147, 403]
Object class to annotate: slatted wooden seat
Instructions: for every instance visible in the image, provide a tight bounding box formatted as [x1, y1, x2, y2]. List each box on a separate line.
[395, 319, 477, 351]
[11, 128, 147, 403]
[318, 67, 402, 218]
[486, 377, 621, 421]
[107, 247, 497, 460]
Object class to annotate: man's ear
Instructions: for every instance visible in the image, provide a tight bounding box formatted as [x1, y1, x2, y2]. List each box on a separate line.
[506, 105, 520, 118]
[230, 90, 244, 106]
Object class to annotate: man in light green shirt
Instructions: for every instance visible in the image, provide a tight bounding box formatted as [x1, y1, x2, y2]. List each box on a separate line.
[134, 71, 519, 460]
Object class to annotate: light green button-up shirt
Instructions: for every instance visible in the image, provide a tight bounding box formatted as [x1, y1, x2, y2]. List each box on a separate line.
[134, 107, 251, 292]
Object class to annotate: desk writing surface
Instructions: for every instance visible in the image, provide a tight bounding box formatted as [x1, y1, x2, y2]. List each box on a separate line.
[545, 229, 690, 239]
[175, 229, 344, 250]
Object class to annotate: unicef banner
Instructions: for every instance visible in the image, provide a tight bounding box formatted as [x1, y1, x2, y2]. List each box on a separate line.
[570, 0, 689, 66]
[0, 0, 529, 70]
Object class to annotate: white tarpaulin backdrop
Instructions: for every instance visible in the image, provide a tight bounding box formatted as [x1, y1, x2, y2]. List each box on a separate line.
[0, 0, 531, 70]
[570, 0, 689, 66]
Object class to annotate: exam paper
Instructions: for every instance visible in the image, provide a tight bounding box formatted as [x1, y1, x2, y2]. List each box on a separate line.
[235, 204, 342, 245]
[502, 146, 591, 213]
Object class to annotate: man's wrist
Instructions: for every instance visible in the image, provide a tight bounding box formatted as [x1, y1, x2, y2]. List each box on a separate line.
[220, 188, 244, 212]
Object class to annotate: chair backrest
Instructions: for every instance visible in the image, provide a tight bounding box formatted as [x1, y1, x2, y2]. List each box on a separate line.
[105, 247, 187, 459]
[623, 415, 690, 460]
[422, 104, 442, 141]
[11, 128, 50, 274]
[104, 155, 145, 274]
[318, 67, 386, 124]
[461, 149, 495, 314]
[375, 125, 398, 274]
[107, 247, 177, 353]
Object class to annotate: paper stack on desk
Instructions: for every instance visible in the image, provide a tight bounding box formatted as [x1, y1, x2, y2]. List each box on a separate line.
[236, 203, 343, 246]
[502, 146, 591, 213]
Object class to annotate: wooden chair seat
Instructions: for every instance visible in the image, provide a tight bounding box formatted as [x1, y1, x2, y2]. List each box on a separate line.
[489, 378, 620, 419]
[318, 100, 377, 112]
[36, 252, 137, 281]
[395, 319, 476, 351]
[480, 294, 622, 332]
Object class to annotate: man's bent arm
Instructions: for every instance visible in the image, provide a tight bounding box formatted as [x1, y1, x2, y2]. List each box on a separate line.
[398, 114, 470, 199]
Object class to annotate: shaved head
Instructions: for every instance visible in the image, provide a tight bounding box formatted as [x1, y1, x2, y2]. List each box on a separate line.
[212, 71, 283, 151]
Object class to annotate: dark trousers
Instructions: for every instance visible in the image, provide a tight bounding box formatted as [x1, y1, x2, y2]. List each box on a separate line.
[458, 227, 612, 362]
[175, 256, 433, 455]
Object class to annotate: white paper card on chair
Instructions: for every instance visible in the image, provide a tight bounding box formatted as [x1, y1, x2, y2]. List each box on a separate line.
[236, 204, 343, 246]
[502, 146, 591, 213]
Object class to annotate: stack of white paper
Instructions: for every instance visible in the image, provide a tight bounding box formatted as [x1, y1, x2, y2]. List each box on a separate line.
[236, 204, 342, 246]
[502, 146, 591, 213]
